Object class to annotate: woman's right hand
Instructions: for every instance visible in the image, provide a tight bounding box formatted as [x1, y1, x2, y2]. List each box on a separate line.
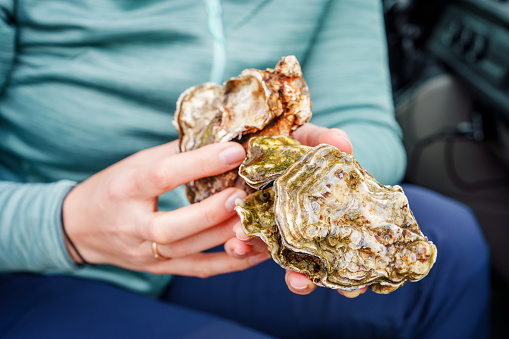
[62, 141, 270, 277]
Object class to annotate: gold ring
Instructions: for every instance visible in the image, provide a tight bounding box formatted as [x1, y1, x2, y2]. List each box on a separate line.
[151, 242, 171, 261]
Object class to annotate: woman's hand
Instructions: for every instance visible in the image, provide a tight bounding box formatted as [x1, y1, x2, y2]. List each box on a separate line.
[226, 123, 367, 297]
[292, 123, 353, 155]
[62, 141, 269, 277]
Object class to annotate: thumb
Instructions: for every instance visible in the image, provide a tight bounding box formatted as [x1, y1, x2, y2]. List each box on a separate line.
[135, 142, 246, 198]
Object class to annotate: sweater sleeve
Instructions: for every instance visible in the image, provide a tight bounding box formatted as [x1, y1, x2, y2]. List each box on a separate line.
[303, 0, 406, 185]
[0, 2, 79, 272]
[0, 0, 15, 93]
[0, 180, 79, 271]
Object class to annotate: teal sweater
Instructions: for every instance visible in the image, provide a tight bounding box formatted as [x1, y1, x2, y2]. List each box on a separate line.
[0, 0, 406, 297]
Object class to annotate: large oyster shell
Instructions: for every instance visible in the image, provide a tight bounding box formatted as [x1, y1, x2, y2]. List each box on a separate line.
[236, 136, 437, 294]
[173, 56, 312, 203]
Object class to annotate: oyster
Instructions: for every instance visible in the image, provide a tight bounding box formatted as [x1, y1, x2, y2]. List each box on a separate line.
[173, 55, 437, 294]
[173, 56, 312, 203]
[239, 135, 310, 189]
[236, 136, 437, 294]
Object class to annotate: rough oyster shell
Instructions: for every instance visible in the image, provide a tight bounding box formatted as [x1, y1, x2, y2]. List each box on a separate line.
[237, 187, 326, 282]
[173, 56, 312, 203]
[239, 136, 310, 189]
[236, 137, 437, 294]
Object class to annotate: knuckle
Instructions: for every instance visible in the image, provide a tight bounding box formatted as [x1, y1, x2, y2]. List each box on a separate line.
[223, 241, 234, 256]
[106, 176, 128, 201]
[193, 258, 215, 278]
[196, 154, 212, 176]
[148, 161, 174, 191]
[106, 168, 143, 200]
[168, 241, 187, 258]
[196, 267, 212, 279]
[198, 201, 217, 227]
[148, 220, 171, 244]
[220, 222, 235, 238]
[125, 246, 140, 260]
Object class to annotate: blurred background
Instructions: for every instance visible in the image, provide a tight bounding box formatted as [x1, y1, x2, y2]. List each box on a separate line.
[382, 0, 509, 337]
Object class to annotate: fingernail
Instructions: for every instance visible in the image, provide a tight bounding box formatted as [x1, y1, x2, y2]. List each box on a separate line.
[332, 129, 353, 154]
[332, 129, 351, 144]
[233, 222, 251, 242]
[248, 253, 269, 265]
[290, 283, 308, 291]
[236, 233, 251, 242]
[225, 190, 247, 212]
[234, 247, 249, 257]
[332, 128, 349, 139]
[219, 144, 246, 166]
[290, 281, 309, 291]
[342, 289, 361, 298]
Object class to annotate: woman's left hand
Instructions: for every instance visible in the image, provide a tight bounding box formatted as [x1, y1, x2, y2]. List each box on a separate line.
[225, 123, 367, 297]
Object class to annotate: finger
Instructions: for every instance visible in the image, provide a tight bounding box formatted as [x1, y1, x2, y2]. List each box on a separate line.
[225, 235, 269, 257]
[148, 251, 270, 277]
[318, 128, 353, 155]
[128, 140, 180, 162]
[136, 142, 246, 198]
[337, 287, 368, 298]
[233, 221, 253, 243]
[293, 123, 328, 146]
[293, 123, 353, 154]
[285, 270, 317, 295]
[156, 215, 239, 258]
[144, 188, 246, 243]
[224, 237, 252, 258]
[232, 222, 269, 252]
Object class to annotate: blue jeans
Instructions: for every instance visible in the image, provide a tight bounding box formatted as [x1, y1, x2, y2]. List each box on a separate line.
[0, 185, 490, 338]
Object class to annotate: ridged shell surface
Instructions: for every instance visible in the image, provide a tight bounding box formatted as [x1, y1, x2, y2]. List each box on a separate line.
[236, 138, 437, 294]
